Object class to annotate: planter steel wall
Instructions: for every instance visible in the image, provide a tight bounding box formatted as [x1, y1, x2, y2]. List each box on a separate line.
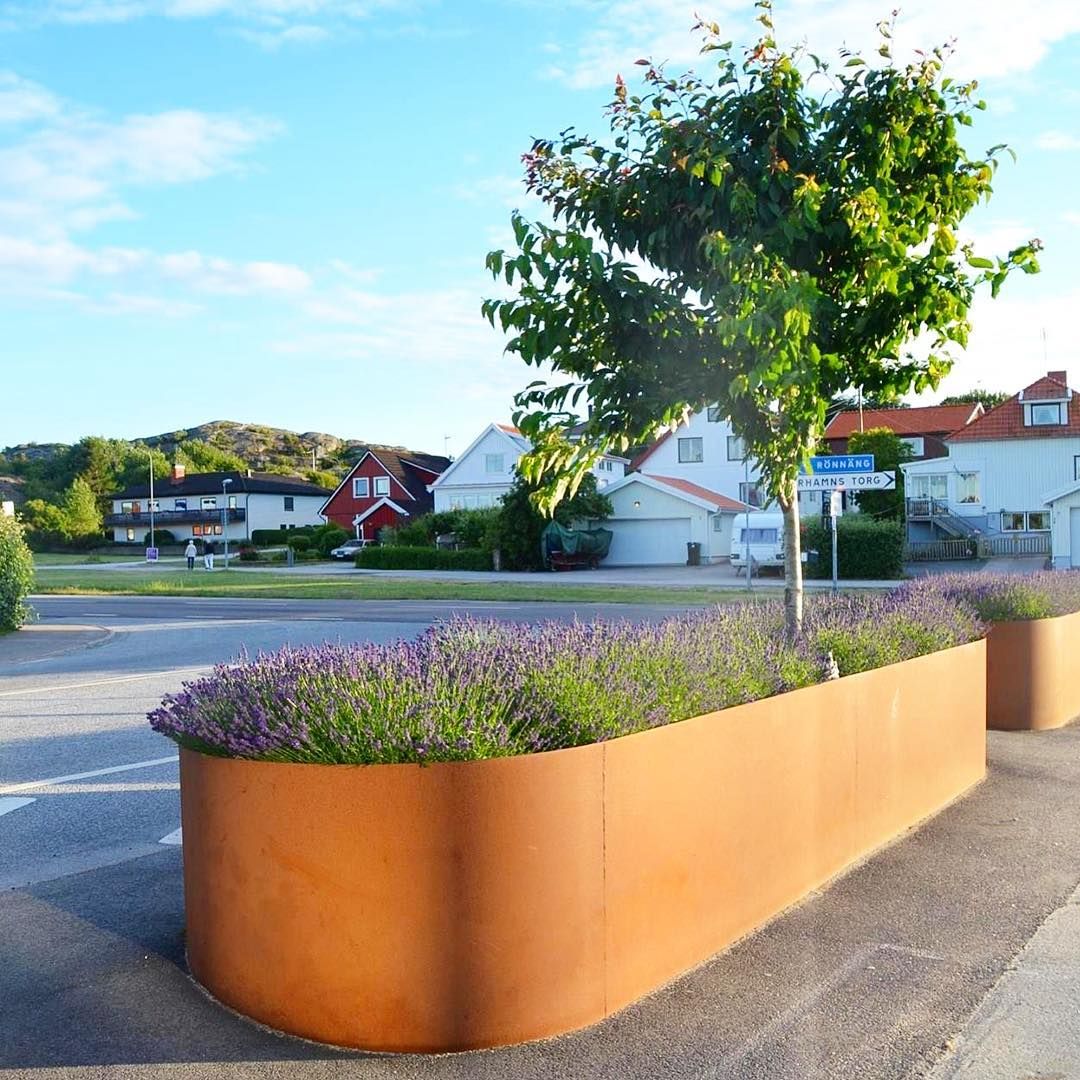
[180, 639, 986, 1052]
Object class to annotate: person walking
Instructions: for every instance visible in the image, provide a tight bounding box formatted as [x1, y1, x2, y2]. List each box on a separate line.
[184, 539, 197, 570]
[203, 539, 215, 571]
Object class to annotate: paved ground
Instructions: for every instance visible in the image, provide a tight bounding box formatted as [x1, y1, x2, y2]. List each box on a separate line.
[3, 597, 1080, 1078]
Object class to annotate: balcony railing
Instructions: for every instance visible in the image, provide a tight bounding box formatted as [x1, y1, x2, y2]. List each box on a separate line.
[104, 508, 246, 527]
[905, 497, 950, 520]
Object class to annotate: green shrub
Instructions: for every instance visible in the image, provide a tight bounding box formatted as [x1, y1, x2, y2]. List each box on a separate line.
[250, 526, 318, 547]
[313, 524, 350, 557]
[804, 516, 905, 580]
[286, 535, 311, 552]
[383, 519, 434, 547]
[356, 546, 492, 571]
[143, 529, 177, 546]
[0, 515, 34, 631]
[238, 546, 261, 563]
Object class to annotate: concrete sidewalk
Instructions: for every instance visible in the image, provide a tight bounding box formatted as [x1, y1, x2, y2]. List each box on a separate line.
[0, 623, 112, 667]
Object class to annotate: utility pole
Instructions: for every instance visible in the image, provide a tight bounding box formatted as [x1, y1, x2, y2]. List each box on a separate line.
[222, 478, 233, 570]
[148, 449, 156, 560]
[744, 451, 752, 592]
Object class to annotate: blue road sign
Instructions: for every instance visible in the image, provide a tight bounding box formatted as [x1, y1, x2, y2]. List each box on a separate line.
[807, 454, 874, 474]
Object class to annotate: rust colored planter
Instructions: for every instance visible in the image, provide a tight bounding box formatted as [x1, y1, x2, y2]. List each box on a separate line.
[987, 611, 1080, 730]
[180, 640, 986, 1053]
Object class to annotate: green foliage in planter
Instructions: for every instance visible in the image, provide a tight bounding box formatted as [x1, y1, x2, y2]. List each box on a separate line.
[804, 517, 905, 580]
[355, 546, 492, 571]
[0, 514, 34, 631]
[913, 572, 1080, 622]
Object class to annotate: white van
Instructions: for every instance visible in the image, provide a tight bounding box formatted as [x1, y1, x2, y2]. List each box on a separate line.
[730, 511, 785, 574]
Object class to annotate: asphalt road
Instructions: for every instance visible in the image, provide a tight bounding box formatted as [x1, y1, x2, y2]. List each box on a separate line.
[3, 596, 1080, 1078]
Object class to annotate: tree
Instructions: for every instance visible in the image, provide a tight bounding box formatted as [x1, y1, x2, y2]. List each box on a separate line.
[491, 472, 613, 571]
[177, 439, 247, 474]
[62, 477, 104, 543]
[483, 4, 1040, 635]
[0, 514, 34, 631]
[846, 428, 914, 519]
[940, 389, 1010, 409]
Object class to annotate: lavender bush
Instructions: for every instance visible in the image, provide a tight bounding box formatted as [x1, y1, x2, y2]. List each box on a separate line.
[905, 571, 1080, 623]
[149, 593, 983, 765]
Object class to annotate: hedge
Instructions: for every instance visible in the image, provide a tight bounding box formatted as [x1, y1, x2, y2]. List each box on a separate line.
[804, 516, 905, 580]
[144, 530, 177, 546]
[0, 515, 34, 631]
[355, 546, 492, 571]
[250, 527, 318, 547]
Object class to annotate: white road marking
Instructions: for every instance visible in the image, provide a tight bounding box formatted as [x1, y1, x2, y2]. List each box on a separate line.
[0, 796, 35, 817]
[0, 665, 211, 699]
[159, 827, 182, 845]
[0, 756, 177, 796]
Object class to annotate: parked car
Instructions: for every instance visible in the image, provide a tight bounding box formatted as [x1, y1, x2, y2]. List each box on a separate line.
[330, 538, 370, 560]
[730, 511, 786, 574]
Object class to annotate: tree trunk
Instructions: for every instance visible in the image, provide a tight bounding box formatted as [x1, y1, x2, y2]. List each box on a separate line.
[780, 479, 803, 639]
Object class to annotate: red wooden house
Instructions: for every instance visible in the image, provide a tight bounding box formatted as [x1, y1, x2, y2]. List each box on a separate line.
[320, 447, 450, 540]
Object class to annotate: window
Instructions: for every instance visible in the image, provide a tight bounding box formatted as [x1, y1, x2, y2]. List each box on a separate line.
[1075, 455, 1080, 482]
[1028, 512, 1050, 531]
[201, 496, 217, 510]
[121, 501, 133, 513]
[739, 482, 765, 508]
[900, 436, 925, 456]
[706, 406, 723, 423]
[192, 524, 202, 536]
[957, 471, 981, 504]
[1029, 402, 1065, 426]
[1002, 512, 1026, 532]
[213, 525, 223, 535]
[738, 527, 779, 544]
[374, 476, 390, 497]
[353, 477, 370, 499]
[227, 495, 237, 509]
[174, 498, 187, 511]
[908, 474, 948, 501]
[726, 435, 745, 461]
[678, 437, 703, 463]
[484, 454, 504, 474]
[125, 528, 136, 542]
[147, 499, 160, 512]
[283, 496, 295, 512]
[1004, 511, 1051, 532]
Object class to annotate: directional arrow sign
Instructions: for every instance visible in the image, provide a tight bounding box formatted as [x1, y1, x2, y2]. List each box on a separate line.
[797, 471, 896, 492]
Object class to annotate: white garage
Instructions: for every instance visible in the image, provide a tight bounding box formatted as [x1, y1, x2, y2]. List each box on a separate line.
[598, 474, 750, 566]
[1045, 481, 1080, 569]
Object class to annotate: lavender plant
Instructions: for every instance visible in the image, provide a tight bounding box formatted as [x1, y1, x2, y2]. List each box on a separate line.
[150, 594, 984, 766]
[904, 572, 1080, 624]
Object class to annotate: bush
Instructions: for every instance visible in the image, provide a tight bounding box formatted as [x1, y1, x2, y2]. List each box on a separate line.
[285, 535, 311, 553]
[238, 547, 261, 563]
[0, 515, 34, 631]
[804, 516, 905, 580]
[313, 525, 350, 557]
[383, 519, 435, 547]
[355, 546, 492, 571]
[144, 530, 177, 546]
[251, 527, 318, 547]
[906, 571, 1080, 622]
[148, 589, 983, 765]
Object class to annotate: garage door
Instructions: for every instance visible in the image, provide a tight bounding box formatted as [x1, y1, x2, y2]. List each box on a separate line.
[1071, 508, 1080, 568]
[605, 517, 693, 566]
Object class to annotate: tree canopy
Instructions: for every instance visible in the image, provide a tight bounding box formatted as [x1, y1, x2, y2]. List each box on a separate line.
[940, 389, 1011, 409]
[484, 2, 1039, 631]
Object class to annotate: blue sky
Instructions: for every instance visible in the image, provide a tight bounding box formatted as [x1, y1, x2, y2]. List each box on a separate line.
[1, 1, 1078, 456]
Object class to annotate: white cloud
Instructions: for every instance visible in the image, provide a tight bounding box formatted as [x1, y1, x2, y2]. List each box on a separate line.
[546, 0, 1080, 90]
[0, 73, 61, 124]
[235, 23, 329, 49]
[1035, 130, 1080, 151]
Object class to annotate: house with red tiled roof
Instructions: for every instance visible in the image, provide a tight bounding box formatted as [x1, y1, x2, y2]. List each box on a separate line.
[428, 422, 628, 513]
[901, 371, 1080, 564]
[824, 403, 983, 460]
[598, 472, 752, 565]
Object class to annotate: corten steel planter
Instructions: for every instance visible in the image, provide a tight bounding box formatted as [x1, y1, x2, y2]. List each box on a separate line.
[987, 611, 1080, 731]
[180, 639, 986, 1053]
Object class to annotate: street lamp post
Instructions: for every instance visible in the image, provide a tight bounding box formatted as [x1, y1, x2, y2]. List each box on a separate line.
[148, 449, 155, 557]
[744, 452, 752, 592]
[222, 478, 233, 570]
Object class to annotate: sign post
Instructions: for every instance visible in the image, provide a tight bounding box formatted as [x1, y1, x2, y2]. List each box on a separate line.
[829, 491, 843, 594]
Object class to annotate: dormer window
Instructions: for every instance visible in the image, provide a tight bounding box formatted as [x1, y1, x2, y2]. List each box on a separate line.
[1027, 401, 1066, 426]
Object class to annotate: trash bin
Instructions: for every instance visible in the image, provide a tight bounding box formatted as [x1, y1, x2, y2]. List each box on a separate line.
[686, 541, 702, 567]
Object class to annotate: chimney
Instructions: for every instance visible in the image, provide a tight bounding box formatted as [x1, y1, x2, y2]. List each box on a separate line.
[1049, 370, 1068, 386]
[172, 462, 186, 482]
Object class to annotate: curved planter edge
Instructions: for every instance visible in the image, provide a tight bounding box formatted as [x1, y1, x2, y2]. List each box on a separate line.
[987, 610, 1080, 731]
[180, 638, 986, 1053]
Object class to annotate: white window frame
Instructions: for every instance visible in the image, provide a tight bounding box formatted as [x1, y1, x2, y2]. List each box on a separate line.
[200, 496, 217, 510]
[908, 473, 948, 501]
[353, 477, 370, 499]
[678, 437, 704, 463]
[283, 496, 294, 512]
[1074, 455, 1080, 482]
[726, 435, 745, 461]
[125, 527, 136, 542]
[1001, 512, 1026, 532]
[484, 454, 505, 474]
[373, 476, 391, 497]
[174, 498, 188, 511]
[1027, 511, 1051, 532]
[956, 471, 981, 505]
[739, 481, 764, 508]
[1028, 401, 1065, 426]
[706, 406, 724, 423]
[900, 436, 925, 456]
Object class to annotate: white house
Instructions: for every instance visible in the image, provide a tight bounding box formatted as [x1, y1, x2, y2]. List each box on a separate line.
[105, 465, 331, 545]
[901, 371, 1080, 564]
[632, 407, 821, 514]
[598, 473, 750, 565]
[429, 423, 628, 512]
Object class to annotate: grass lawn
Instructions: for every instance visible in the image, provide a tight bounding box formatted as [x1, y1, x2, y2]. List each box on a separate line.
[30, 568, 772, 606]
[33, 552, 149, 565]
